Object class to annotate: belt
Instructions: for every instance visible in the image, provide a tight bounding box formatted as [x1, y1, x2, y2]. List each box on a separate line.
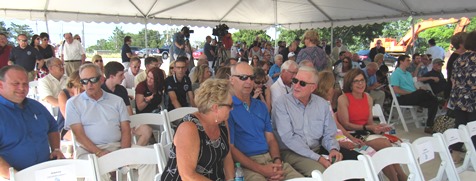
[64, 60, 81, 62]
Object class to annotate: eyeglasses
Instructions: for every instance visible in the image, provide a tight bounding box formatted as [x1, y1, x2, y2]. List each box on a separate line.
[95, 59, 103, 63]
[286, 70, 298, 75]
[343, 61, 349, 63]
[80, 76, 101, 85]
[232, 75, 255, 81]
[292, 78, 315, 87]
[352, 79, 366, 84]
[254, 80, 265, 85]
[52, 64, 64, 68]
[19, 39, 28, 42]
[218, 103, 233, 109]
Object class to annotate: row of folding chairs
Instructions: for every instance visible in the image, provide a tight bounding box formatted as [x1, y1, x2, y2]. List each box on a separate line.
[9, 144, 167, 181]
[289, 120, 476, 181]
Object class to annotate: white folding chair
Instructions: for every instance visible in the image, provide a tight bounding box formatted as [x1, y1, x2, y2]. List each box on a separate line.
[127, 88, 136, 113]
[372, 104, 387, 124]
[27, 80, 39, 100]
[322, 156, 375, 180]
[361, 143, 425, 181]
[441, 127, 476, 179]
[129, 112, 168, 145]
[163, 107, 198, 143]
[411, 134, 460, 181]
[286, 170, 323, 181]
[459, 121, 476, 172]
[9, 155, 97, 181]
[92, 144, 163, 181]
[387, 83, 422, 132]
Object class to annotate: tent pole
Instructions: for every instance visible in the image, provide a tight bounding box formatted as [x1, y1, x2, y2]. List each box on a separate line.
[274, 0, 278, 48]
[144, 20, 149, 48]
[410, 16, 415, 55]
[81, 22, 85, 47]
[330, 22, 334, 48]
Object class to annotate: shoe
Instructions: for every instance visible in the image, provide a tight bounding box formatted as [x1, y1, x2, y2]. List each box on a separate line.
[451, 150, 464, 164]
[424, 127, 433, 134]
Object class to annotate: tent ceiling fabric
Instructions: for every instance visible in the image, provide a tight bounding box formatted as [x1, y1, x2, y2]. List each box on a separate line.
[1, 0, 476, 29]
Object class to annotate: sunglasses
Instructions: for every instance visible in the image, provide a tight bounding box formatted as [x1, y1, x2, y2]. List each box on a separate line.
[19, 39, 28, 42]
[218, 103, 233, 109]
[43, 38, 49, 41]
[232, 75, 255, 81]
[254, 80, 265, 85]
[80, 76, 101, 85]
[292, 78, 315, 87]
[95, 59, 103, 63]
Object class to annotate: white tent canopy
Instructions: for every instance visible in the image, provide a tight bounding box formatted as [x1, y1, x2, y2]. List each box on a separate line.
[1, 0, 476, 30]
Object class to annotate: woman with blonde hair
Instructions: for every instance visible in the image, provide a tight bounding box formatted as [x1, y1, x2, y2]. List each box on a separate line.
[191, 64, 212, 91]
[58, 70, 83, 141]
[296, 30, 328, 71]
[161, 79, 234, 181]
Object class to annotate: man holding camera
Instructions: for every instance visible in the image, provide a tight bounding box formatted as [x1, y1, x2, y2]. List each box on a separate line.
[173, 27, 190, 60]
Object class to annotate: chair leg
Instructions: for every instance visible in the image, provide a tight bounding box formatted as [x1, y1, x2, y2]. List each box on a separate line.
[410, 109, 420, 128]
[388, 102, 395, 125]
[396, 107, 409, 132]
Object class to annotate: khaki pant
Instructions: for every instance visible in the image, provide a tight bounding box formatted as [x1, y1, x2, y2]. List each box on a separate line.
[369, 89, 385, 107]
[281, 149, 326, 177]
[64, 61, 82, 76]
[243, 152, 303, 181]
[76, 142, 156, 181]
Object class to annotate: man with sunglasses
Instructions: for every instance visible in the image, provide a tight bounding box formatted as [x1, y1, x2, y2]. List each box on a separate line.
[65, 64, 155, 180]
[228, 62, 303, 181]
[60, 33, 85, 76]
[8, 34, 43, 81]
[369, 39, 385, 62]
[0, 65, 64, 180]
[270, 60, 298, 105]
[272, 66, 349, 176]
[0, 33, 12, 69]
[165, 56, 195, 111]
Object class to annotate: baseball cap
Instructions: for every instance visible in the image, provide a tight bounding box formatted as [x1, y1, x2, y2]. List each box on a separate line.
[432, 58, 444, 65]
[288, 52, 295, 58]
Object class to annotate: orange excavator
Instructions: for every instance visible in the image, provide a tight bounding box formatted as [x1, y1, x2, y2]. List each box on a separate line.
[370, 17, 471, 55]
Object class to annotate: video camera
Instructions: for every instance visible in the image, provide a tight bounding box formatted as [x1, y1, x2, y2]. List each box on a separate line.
[212, 24, 229, 38]
[182, 26, 194, 39]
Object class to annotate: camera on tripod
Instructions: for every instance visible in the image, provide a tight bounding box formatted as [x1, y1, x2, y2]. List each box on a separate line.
[212, 24, 229, 38]
[182, 26, 194, 39]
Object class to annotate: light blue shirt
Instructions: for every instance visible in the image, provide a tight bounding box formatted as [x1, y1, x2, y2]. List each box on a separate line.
[272, 94, 339, 161]
[362, 68, 377, 87]
[268, 64, 281, 82]
[390, 67, 416, 96]
[65, 90, 129, 145]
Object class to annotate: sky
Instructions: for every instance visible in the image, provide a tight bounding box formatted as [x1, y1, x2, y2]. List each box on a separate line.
[3, 19, 277, 48]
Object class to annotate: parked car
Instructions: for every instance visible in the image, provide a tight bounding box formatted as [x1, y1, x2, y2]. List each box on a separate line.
[130, 46, 142, 56]
[138, 48, 160, 58]
[357, 50, 397, 64]
[192, 48, 204, 60]
[158, 46, 170, 59]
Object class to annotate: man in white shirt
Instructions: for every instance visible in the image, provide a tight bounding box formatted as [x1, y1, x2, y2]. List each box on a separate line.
[121, 57, 143, 89]
[270, 60, 298, 104]
[38, 57, 68, 107]
[425, 38, 445, 60]
[230, 42, 240, 58]
[61, 33, 86, 76]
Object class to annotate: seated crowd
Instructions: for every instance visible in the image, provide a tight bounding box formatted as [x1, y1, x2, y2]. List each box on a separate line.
[1, 29, 476, 181]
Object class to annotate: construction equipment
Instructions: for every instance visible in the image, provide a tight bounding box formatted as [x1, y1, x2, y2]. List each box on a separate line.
[370, 17, 470, 56]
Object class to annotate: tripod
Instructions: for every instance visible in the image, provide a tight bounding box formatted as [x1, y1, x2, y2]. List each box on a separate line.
[211, 41, 228, 72]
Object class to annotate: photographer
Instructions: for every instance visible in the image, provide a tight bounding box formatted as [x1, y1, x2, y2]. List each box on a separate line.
[173, 27, 191, 60]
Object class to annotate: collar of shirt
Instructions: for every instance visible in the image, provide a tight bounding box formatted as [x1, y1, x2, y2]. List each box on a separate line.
[80, 89, 108, 102]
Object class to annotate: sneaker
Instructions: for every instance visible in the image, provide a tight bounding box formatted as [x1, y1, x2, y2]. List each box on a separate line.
[424, 127, 433, 134]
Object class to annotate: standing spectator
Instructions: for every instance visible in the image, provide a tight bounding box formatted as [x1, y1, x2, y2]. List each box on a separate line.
[449, 31, 476, 145]
[73, 34, 82, 43]
[0, 65, 64, 179]
[230, 42, 240, 58]
[0, 33, 12, 69]
[320, 39, 331, 56]
[222, 33, 233, 58]
[165, 56, 195, 111]
[249, 41, 263, 60]
[369, 39, 385, 62]
[204, 36, 215, 68]
[8, 34, 44, 81]
[426, 38, 445, 60]
[38, 58, 68, 108]
[121, 36, 133, 68]
[161, 79, 234, 181]
[173, 27, 189, 60]
[446, 32, 467, 99]
[331, 38, 348, 63]
[38, 33, 55, 77]
[29, 34, 40, 51]
[390, 55, 438, 133]
[228, 62, 303, 180]
[296, 30, 328, 71]
[121, 57, 143, 88]
[61, 33, 85, 76]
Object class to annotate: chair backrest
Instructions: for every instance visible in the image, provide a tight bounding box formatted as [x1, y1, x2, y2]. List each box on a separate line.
[411, 134, 460, 181]
[93, 144, 163, 176]
[163, 107, 198, 143]
[129, 112, 168, 144]
[158, 142, 173, 171]
[322, 157, 374, 180]
[450, 124, 476, 174]
[126, 88, 135, 98]
[372, 104, 387, 124]
[27, 80, 39, 100]
[363, 143, 424, 181]
[10, 155, 97, 181]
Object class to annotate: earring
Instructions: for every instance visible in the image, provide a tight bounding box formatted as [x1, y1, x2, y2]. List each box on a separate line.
[215, 113, 218, 123]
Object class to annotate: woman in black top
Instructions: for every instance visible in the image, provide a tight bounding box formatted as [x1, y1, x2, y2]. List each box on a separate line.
[135, 67, 164, 113]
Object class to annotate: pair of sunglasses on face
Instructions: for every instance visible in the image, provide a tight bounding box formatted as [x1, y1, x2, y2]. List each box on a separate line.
[80, 76, 101, 85]
[292, 78, 315, 87]
[232, 75, 256, 81]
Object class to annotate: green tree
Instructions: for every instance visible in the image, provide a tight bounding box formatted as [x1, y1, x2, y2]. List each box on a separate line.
[110, 26, 125, 50]
[232, 30, 270, 45]
[9, 23, 34, 40]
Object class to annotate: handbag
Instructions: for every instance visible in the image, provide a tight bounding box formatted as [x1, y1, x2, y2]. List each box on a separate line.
[432, 110, 456, 133]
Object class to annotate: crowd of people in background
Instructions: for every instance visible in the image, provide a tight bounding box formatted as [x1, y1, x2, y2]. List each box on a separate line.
[0, 27, 475, 181]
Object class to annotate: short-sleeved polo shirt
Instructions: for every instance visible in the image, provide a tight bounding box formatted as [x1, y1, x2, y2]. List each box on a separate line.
[390, 67, 416, 96]
[165, 75, 192, 111]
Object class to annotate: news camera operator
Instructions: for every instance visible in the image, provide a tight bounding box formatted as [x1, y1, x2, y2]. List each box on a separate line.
[173, 27, 193, 60]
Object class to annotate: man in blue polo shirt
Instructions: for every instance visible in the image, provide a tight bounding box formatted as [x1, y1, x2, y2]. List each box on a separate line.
[228, 62, 302, 181]
[0, 65, 64, 180]
[8, 34, 43, 81]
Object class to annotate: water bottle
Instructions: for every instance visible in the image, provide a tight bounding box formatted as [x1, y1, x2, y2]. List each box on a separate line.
[235, 162, 244, 181]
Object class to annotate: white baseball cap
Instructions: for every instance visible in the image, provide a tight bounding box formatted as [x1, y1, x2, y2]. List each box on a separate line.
[288, 52, 295, 58]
